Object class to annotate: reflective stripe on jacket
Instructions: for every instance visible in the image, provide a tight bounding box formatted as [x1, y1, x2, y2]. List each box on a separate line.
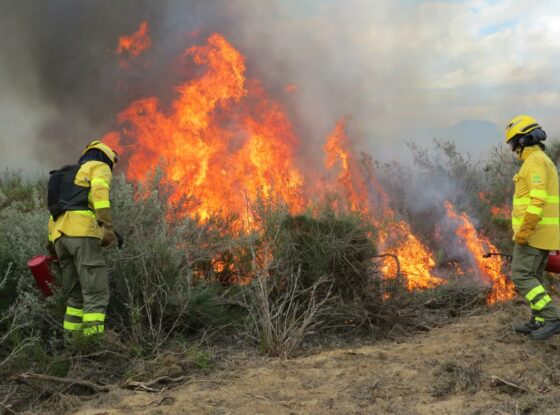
[48, 160, 112, 242]
[512, 146, 560, 250]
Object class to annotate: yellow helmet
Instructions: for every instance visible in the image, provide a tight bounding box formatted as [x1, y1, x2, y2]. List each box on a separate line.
[505, 115, 540, 143]
[82, 140, 118, 165]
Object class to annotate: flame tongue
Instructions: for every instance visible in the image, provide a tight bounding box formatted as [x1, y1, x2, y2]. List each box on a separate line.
[444, 201, 515, 304]
[116, 21, 151, 67]
[479, 192, 512, 220]
[324, 121, 443, 291]
[324, 120, 369, 212]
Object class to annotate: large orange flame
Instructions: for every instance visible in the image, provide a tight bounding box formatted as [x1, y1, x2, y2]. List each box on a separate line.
[444, 201, 515, 304]
[105, 34, 304, 226]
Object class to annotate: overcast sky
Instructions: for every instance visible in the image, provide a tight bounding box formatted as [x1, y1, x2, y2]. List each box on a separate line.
[1, 0, 559, 172]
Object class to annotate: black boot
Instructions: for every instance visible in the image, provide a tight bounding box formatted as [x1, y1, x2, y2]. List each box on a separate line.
[512, 317, 544, 334]
[529, 320, 560, 340]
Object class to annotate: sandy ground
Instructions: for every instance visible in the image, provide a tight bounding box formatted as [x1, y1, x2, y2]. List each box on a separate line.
[73, 301, 560, 415]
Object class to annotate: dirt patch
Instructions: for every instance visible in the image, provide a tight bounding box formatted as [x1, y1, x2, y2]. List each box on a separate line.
[71, 300, 560, 414]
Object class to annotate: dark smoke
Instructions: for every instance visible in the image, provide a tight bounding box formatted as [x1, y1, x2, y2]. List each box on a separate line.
[0, 0, 374, 171]
[0, 1, 218, 168]
[1, 1, 150, 168]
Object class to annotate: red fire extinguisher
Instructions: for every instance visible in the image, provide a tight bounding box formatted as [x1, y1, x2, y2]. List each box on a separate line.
[484, 251, 560, 273]
[546, 251, 560, 273]
[27, 255, 58, 297]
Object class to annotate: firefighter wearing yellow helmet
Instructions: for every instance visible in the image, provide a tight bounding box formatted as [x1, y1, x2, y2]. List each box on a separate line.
[505, 115, 560, 340]
[47, 140, 119, 341]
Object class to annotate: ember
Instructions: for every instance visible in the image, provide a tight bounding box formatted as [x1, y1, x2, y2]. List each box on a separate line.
[116, 21, 151, 67]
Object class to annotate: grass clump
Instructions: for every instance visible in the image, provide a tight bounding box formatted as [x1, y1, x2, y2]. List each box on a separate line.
[430, 360, 483, 397]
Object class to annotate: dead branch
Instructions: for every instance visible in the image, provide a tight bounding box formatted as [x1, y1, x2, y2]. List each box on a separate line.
[13, 372, 114, 393]
[372, 254, 400, 277]
[0, 403, 18, 415]
[121, 375, 190, 391]
[78, 349, 132, 361]
[119, 381, 159, 393]
[0, 263, 12, 290]
[0, 400, 19, 415]
[121, 376, 226, 392]
[458, 295, 486, 312]
[490, 375, 530, 393]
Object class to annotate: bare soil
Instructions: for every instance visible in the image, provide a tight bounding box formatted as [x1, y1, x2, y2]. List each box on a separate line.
[72, 300, 560, 415]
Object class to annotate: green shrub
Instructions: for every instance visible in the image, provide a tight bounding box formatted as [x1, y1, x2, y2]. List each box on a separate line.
[104, 174, 243, 351]
[240, 202, 395, 357]
[274, 211, 376, 302]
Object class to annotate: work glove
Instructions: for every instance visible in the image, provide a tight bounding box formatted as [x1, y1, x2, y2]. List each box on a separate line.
[514, 212, 540, 245]
[101, 226, 117, 248]
[95, 207, 113, 228]
[96, 208, 117, 248]
[45, 241, 57, 257]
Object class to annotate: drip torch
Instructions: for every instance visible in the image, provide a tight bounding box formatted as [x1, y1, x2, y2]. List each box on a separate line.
[483, 251, 560, 273]
[27, 255, 58, 297]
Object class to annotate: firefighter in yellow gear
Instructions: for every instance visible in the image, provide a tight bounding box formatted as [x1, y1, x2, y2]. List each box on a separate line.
[47, 140, 118, 340]
[505, 115, 560, 340]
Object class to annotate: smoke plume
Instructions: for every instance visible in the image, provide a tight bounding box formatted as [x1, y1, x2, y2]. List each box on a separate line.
[2, 0, 556, 172]
[0, 0, 432, 171]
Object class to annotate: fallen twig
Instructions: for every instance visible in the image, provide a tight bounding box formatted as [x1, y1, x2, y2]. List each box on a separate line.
[490, 375, 530, 393]
[14, 372, 113, 393]
[458, 295, 485, 312]
[414, 323, 432, 332]
[121, 376, 227, 392]
[247, 393, 293, 408]
[121, 375, 189, 391]
[14, 371, 226, 397]
[78, 349, 132, 361]
[0, 400, 19, 415]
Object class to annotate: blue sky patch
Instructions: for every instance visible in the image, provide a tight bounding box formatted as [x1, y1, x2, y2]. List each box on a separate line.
[479, 19, 518, 36]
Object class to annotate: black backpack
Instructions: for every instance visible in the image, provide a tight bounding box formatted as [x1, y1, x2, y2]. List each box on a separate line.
[47, 164, 90, 221]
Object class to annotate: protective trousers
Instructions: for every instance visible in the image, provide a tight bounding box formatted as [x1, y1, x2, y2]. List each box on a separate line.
[54, 236, 110, 337]
[511, 244, 560, 322]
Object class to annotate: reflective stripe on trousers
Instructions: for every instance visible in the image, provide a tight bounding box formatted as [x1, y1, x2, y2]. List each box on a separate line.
[63, 306, 83, 331]
[82, 312, 106, 336]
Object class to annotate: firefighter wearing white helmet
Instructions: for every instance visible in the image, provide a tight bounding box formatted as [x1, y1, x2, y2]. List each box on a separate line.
[47, 140, 119, 341]
[505, 115, 560, 340]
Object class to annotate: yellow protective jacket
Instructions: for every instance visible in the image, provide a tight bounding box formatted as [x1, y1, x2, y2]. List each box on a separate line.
[512, 146, 560, 250]
[48, 161, 112, 242]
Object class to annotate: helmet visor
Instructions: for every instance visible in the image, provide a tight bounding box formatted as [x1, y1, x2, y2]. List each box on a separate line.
[508, 136, 520, 151]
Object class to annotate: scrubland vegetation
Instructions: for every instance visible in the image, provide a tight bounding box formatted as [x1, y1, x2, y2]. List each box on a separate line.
[2, 141, 559, 412]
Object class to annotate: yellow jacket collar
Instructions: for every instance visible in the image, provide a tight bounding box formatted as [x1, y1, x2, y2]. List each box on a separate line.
[519, 145, 541, 161]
